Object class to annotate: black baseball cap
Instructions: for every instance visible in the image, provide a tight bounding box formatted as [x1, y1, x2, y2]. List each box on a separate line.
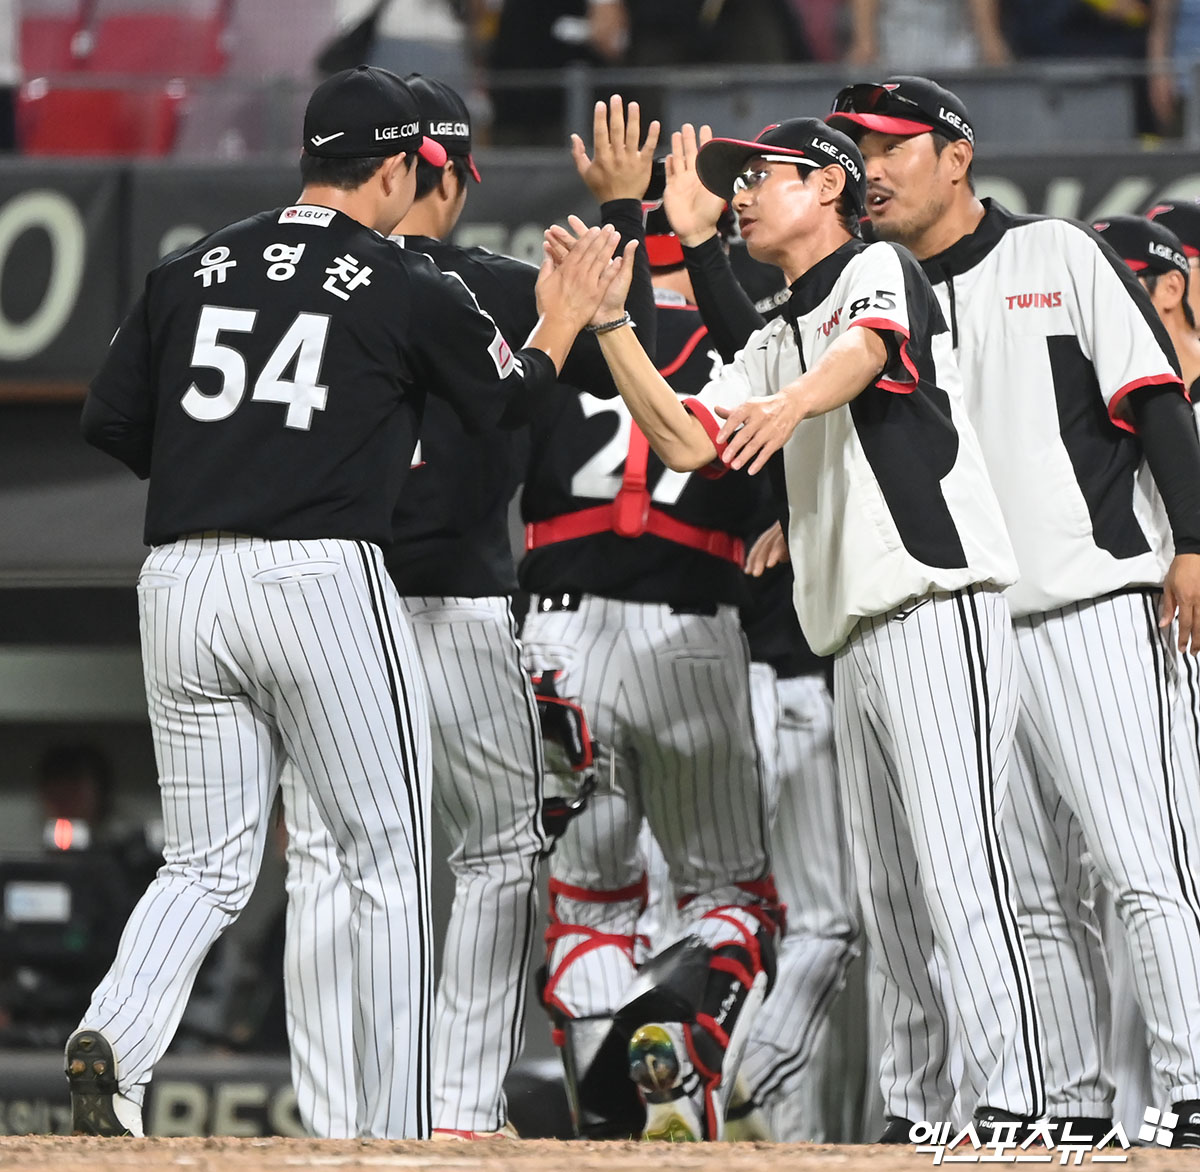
[1093, 214, 1189, 282]
[641, 157, 733, 267]
[303, 65, 447, 164]
[405, 73, 481, 182]
[1145, 200, 1200, 258]
[827, 76, 975, 146]
[696, 118, 867, 217]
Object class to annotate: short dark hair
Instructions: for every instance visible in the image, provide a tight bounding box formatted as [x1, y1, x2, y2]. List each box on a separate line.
[413, 155, 470, 202]
[1141, 270, 1197, 329]
[930, 131, 974, 192]
[299, 152, 389, 190]
[796, 166, 861, 237]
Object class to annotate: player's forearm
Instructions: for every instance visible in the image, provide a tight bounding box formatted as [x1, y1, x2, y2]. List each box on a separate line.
[524, 314, 584, 375]
[781, 326, 888, 420]
[597, 324, 717, 471]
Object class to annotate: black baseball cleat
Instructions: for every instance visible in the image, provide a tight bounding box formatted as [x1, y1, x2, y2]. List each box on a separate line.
[65, 1029, 142, 1136]
[974, 1107, 1036, 1144]
[1050, 1117, 1112, 1145]
[877, 1116, 917, 1143]
[1171, 1099, 1200, 1148]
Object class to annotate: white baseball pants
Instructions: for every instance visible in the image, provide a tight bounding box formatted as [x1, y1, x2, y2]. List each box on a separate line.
[282, 595, 545, 1135]
[78, 534, 432, 1139]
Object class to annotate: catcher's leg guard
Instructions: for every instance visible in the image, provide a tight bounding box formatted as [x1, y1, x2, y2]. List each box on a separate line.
[541, 876, 647, 1137]
[619, 881, 783, 1140]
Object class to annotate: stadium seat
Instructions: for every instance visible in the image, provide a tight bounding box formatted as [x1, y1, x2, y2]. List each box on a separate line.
[20, 12, 90, 74]
[86, 9, 230, 77]
[18, 82, 186, 156]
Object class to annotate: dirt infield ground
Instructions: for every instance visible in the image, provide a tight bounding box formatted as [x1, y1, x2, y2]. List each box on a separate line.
[2, 1138, 1198, 1172]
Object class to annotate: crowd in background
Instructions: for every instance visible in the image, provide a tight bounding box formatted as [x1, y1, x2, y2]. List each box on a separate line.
[4, 0, 1200, 157]
[332, 0, 1200, 142]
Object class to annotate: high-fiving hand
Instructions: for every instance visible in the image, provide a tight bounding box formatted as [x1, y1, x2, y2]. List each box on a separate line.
[572, 94, 660, 203]
[663, 123, 728, 246]
[543, 215, 639, 328]
[535, 221, 630, 334]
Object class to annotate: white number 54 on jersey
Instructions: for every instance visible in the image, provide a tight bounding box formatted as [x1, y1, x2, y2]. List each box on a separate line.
[181, 305, 331, 431]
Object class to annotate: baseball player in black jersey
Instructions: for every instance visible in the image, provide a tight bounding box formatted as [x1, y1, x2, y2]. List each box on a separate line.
[520, 143, 784, 1140]
[549, 113, 1049, 1140]
[829, 75, 1200, 1148]
[648, 144, 863, 1141]
[279, 84, 661, 1140]
[66, 65, 627, 1140]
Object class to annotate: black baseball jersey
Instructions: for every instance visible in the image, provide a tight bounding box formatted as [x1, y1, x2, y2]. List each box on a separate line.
[82, 204, 556, 547]
[385, 199, 651, 597]
[519, 288, 761, 608]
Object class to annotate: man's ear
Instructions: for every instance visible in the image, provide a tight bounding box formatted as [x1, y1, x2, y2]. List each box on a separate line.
[381, 152, 410, 195]
[820, 164, 847, 208]
[944, 139, 973, 184]
[1164, 269, 1189, 312]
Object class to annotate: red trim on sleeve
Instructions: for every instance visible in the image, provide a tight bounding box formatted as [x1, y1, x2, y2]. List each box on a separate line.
[1108, 372, 1187, 434]
[850, 316, 917, 394]
[682, 396, 729, 480]
[658, 325, 709, 378]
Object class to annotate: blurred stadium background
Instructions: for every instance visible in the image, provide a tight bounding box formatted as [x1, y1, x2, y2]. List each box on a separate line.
[0, 0, 1195, 1141]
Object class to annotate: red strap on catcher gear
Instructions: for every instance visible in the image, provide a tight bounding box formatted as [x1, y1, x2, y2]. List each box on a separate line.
[709, 953, 756, 991]
[543, 921, 648, 1019]
[705, 910, 764, 975]
[694, 1012, 730, 1050]
[683, 1021, 722, 1140]
[549, 875, 649, 906]
[678, 875, 788, 937]
[543, 875, 650, 1018]
[524, 419, 744, 565]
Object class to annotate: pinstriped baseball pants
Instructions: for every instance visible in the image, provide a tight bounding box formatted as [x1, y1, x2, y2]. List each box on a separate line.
[1107, 649, 1200, 1128]
[739, 667, 861, 1140]
[282, 595, 545, 1136]
[521, 596, 770, 1020]
[1001, 592, 1200, 1115]
[77, 534, 433, 1139]
[836, 586, 1046, 1124]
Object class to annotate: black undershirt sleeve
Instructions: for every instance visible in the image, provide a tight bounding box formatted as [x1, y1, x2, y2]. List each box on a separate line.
[682, 235, 765, 362]
[1128, 384, 1200, 555]
[599, 198, 656, 364]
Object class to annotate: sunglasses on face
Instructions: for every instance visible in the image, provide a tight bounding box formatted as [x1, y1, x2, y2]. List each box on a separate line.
[732, 157, 819, 195]
[732, 167, 771, 195]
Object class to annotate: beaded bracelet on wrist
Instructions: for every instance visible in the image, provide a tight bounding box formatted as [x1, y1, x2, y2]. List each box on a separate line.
[585, 312, 632, 335]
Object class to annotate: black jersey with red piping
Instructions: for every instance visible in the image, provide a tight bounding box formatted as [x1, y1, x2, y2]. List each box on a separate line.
[519, 288, 765, 609]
